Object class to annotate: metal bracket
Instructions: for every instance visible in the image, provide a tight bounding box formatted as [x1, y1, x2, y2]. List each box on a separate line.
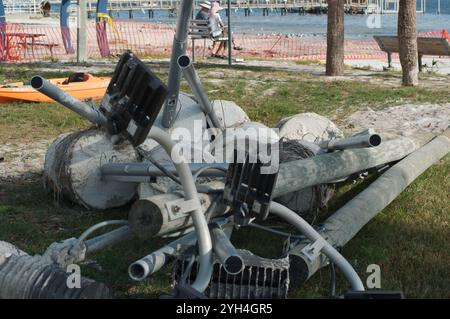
[43, 237, 86, 268]
[300, 237, 327, 262]
[165, 198, 201, 221]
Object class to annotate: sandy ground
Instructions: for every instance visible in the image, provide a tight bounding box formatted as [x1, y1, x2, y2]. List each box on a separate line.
[346, 57, 450, 76]
[1, 103, 449, 184]
[0, 139, 51, 183]
[205, 59, 450, 89]
[342, 103, 450, 139]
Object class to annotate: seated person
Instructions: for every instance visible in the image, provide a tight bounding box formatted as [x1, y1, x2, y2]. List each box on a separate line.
[208, 2, 242, 58]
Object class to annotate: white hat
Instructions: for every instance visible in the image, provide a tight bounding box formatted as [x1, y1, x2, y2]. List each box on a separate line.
[199, 1, 211, 9]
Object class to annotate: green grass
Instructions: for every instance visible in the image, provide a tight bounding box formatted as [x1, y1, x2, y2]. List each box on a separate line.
[0, 63, 449, 298]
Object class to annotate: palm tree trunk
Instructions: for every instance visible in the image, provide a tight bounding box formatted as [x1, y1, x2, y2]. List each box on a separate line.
[398, 0, 418, 86]
[326, 0, 345, 76]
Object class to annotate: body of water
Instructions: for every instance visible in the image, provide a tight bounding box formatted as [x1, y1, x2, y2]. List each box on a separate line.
[53, 0, 449, 38]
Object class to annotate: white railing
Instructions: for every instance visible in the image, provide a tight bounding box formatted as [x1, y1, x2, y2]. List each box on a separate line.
[3, 0, 39, 14]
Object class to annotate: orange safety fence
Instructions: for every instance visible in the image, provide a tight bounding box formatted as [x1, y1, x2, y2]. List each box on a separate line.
[0, 20, 448, 63]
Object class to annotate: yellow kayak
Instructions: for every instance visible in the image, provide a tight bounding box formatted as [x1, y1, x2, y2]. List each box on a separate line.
[0, 73, 111, 104]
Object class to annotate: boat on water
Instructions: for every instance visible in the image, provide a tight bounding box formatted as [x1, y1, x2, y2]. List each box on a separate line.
[0, 73, 111, 104]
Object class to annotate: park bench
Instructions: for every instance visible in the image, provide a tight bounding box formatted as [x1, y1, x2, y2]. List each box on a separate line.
[189, 19, 228, 61]
[374, 35, 450, 71]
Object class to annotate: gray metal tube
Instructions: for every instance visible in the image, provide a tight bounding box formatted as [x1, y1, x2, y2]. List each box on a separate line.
[290, 132, 450, 285]
[30, 76, 107, 126]
[85, 226, 133, 255]
[128, 186, 226, 239]
[162, 0, 194, 128]
[320, 132, 382, 151]
[274, 133, 433, 198]
[269, 201, 365, 291]
[324, 133, 450, 248]
[177, 55, 224, 130]
[77, 0, 88, 62]
[209, 223, 244, 275]
[101, 162, 228, 177]
[73, 220, 128, 250]
[128, 231, 197, 281]
[146, 126, 213, 293]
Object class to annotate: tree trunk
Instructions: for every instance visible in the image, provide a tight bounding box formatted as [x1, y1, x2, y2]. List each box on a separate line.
[398, 0, 418, 86]
[326, 0, 345, 76]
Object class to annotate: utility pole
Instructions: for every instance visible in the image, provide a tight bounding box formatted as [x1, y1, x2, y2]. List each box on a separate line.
[77, 0, 88, 62]
[227, 0, 232, 66]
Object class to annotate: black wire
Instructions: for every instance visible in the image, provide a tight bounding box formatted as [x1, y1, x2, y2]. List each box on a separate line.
[137, 147, 182, 185]
[204, 193, 223, 222]
[329, 261, 337, 298]
[181, 254, 196, 284]
[192, 165, 228, 183]
[329, 245, 343, 298]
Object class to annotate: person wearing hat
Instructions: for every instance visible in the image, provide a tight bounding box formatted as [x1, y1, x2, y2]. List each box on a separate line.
[208, 2, 227, 58]
[196, 1, 211, 20]
[209, 2, 242, 58]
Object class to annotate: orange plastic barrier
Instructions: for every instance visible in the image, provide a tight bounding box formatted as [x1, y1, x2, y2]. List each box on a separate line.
[0, 21, 447, 63]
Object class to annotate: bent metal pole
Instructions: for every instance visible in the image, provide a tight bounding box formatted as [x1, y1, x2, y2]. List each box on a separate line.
[145, 126, 213, 293]
[269, 201, 365, 291]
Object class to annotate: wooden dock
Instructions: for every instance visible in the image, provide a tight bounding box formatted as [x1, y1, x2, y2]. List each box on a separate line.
[80, 0, 373, 13]
[41, 0, 435, 15]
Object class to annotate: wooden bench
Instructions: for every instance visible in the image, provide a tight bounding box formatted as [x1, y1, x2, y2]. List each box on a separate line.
[189, 19, 229, 61]
[374, 35, 450, 71]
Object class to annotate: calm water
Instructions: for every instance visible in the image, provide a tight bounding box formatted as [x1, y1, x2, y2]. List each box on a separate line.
[53, 0, 449, 38]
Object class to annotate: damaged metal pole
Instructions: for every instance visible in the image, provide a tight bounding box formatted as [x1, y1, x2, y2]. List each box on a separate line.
[177, 55, 224, 130]
[209, 223, 244, 275]
[162, 0, 194, 128]
[128, 231, 198, 281]
[320, 130, 382, 151]
[289, 131, 450, 285]
[274, 133, 433, 198]
[31, 76, 107, 126]
[128, 220, 232, 281]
